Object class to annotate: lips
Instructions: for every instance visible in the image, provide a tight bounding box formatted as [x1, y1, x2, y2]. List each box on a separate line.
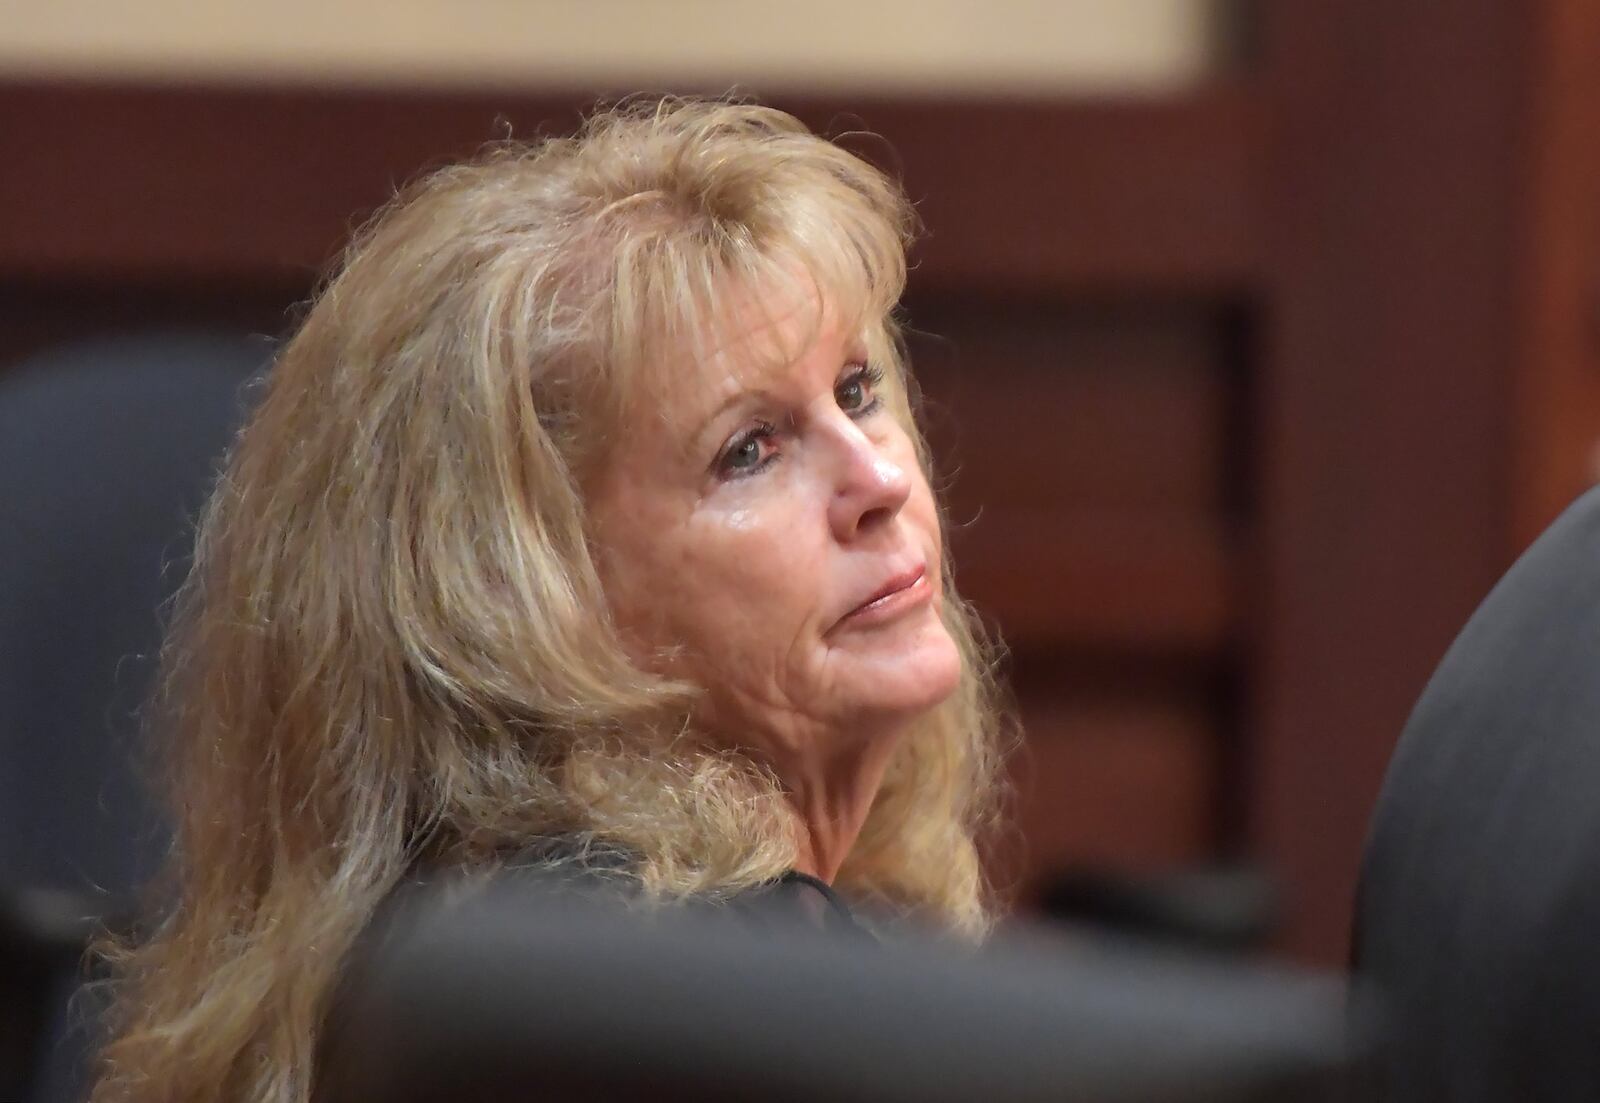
[836, 563, 930, 628]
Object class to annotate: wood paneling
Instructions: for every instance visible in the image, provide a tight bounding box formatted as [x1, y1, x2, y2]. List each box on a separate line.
[1253, 0, 1526, 961]
[0, 280, 296, 382]
[987, 665, 1219, 900]
[0, 80, 1258, 291]
[910, 300, 1238, 652]
[1510, 0, 1600, 546]
[910, 302, 1230, 516]
[954, 511, 1234, 652]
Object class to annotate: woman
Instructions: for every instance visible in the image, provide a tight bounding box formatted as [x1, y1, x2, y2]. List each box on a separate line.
[91, 97, 1010, 1103]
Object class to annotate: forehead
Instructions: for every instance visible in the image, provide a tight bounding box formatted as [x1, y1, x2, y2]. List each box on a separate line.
[636, 275, 862, 428]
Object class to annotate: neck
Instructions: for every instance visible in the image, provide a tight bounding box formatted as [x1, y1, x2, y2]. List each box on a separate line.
[779, 722, 904, 884]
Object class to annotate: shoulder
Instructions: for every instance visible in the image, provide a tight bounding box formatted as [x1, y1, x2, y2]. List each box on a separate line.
[379, 839, 878, 941]
[1356, 488, 1600, 1092]
[699, 870, 881, 941]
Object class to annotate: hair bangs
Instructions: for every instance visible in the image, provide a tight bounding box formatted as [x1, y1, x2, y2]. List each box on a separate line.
[594, 200, 912, 431]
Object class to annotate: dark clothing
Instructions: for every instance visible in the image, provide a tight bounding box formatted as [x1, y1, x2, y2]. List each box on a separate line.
[1355, 487, 1600, 1100]
[536, 860, 875, 937]
[738, 869, 876, 939]
[382, 842, 878, 944]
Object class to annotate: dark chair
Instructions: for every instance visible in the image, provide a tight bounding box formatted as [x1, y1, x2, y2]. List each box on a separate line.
[320, 879, 1367, 1103]
[1355, 486, 1600, 1100]
[0, 332, 268, 1102]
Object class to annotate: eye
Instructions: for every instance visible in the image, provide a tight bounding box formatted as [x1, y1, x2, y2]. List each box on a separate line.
[716, 421, 778, 480]
[835, 363, 885, 418]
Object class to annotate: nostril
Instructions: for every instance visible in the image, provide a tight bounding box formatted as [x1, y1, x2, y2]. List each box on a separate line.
[858, 504, 895, 531]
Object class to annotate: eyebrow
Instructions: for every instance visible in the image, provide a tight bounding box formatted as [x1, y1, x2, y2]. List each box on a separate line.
[683, 341, 873, 459]
[686, 385, 774, 460]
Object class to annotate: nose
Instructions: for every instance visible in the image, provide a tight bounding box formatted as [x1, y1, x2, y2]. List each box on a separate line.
[825, 419, 913, 542]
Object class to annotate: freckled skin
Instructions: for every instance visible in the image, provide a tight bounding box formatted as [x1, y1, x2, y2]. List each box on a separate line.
[586, 297, 961, 880]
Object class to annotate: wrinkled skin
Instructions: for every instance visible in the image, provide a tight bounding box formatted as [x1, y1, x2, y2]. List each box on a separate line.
[587, 291, 960, 881]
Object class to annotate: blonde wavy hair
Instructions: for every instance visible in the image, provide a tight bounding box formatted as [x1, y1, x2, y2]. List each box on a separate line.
[90, 97, 1011, 1103]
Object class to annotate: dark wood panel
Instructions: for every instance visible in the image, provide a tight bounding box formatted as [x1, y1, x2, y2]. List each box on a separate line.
[910, 301, 1230, 516]
[874, 90, 1261, 293]
[0, 79, 1258, 292]
[912, 300, 1237, 652]
[0, 280, 298, 359]
[989, 668, 1219, 901]
[953, 511, 1235, 652]
[1509, 0, 1600, 546]
[1253, 0, 1525, 963]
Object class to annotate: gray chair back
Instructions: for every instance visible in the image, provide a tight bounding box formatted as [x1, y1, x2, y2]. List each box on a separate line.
[0, 331, 267, 1101]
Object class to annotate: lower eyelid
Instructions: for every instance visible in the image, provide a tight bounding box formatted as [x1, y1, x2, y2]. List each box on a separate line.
[724, 453, 780, 481]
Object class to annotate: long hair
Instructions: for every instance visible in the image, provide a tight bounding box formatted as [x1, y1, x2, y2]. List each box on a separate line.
[90, 97, 1011, 1103]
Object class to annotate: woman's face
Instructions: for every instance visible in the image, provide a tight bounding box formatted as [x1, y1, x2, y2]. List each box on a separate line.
[586, 289, 961, 760]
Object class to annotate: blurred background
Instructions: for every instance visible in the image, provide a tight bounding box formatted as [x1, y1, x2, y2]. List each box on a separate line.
[1, 0, 1597, 981]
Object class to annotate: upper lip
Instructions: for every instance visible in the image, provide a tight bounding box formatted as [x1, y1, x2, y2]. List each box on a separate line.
[841, 563, 927, 620]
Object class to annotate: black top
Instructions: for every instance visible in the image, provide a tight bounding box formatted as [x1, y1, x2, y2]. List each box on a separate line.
[736, 869, 874, 937]
[384, 841, 878, 944]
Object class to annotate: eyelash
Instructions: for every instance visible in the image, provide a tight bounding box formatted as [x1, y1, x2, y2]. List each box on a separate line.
[715, 363, 886, 481]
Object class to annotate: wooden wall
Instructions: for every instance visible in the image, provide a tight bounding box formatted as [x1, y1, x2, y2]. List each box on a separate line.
[4, 0, 1597, 964]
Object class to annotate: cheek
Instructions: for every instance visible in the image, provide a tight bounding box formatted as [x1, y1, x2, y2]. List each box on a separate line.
[600, 491, 831, 671]
[592, 482, 696, 639]
[673, 503, 829, 641]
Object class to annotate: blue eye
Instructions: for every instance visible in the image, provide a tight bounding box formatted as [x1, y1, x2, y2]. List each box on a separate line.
[717, 421, 777, 479]
[836, 363, 885, 417]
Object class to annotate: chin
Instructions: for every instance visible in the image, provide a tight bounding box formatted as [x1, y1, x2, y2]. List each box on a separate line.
[842, 623, 963, 722]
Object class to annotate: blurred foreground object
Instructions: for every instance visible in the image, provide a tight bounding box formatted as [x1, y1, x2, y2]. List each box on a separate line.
[320, 879, 1368, 1103]
[1040, 863, 1278, 955]
[0, 332, 266, 1101]
[1357, 486, 1600, 1100]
